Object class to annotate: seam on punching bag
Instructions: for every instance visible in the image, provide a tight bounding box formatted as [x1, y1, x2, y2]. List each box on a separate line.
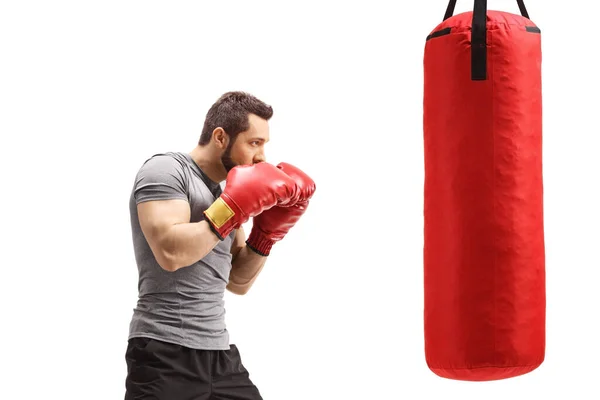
[525, 26, 541, 33]
[426, 27, 452, 41]
[490, 28, 498, 367]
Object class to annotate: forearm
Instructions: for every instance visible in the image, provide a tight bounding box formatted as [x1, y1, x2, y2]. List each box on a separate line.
[159, 220, 220, 271]
[227, 246, 267, 295]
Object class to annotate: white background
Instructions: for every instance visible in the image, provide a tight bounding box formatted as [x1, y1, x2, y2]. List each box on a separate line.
[1, 0, 598, 399]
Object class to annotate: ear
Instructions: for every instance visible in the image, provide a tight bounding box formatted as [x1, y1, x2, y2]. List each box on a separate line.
[212, 127, 229, 150]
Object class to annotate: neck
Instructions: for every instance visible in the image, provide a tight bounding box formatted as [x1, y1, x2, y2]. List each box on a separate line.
[188, 145, 227, 183]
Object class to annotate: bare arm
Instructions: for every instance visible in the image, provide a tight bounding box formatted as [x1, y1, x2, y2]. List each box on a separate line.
[137, 199, 220, 272]
[227, 227, 268, 295]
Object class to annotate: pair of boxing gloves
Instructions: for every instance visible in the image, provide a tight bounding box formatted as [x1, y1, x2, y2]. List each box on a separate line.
[203, 162, 315, 256]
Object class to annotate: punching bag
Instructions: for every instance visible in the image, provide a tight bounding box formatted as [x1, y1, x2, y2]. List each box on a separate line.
[423, 0, 545, 381]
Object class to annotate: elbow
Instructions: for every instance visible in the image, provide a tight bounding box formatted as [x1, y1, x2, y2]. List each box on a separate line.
[157, 259, 178, 272]
[227, 282, 250, 295]
[158, 261, 178, 272]
[155, 235, 194, 272]
[156, 249, 180, 272]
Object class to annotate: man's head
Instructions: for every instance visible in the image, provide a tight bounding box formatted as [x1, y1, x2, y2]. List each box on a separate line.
[199, 91, 273, 172]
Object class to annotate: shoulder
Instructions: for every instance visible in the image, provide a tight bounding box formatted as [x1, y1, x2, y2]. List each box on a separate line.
[136, 152, 190, 179]
[140, 152, 185, 171]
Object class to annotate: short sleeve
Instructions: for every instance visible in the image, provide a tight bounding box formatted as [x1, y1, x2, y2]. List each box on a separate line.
[133, 154, 188, 204]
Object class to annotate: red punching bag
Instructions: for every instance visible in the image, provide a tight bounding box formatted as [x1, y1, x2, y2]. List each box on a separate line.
[423, 0, 545, 381]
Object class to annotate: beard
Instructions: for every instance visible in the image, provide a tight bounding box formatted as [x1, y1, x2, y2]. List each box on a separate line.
[220, 141, 238, 172]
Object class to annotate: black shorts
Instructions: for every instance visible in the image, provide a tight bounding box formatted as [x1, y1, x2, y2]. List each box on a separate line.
[125, 337, 263, 400]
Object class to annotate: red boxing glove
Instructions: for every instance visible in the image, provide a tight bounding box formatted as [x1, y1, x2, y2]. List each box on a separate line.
[204, 162, 300, 240]
[246, 163, 316, 256]
[278, 162, 316, 204]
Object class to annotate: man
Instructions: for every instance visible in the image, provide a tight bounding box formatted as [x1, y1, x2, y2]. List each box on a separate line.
[125, 91, 315, 399]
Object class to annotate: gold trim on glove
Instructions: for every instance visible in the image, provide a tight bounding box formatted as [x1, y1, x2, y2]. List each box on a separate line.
[204, 197, 235, 228]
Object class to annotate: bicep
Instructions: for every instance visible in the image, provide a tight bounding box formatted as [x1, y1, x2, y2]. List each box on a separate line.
[137, 199, 191, 253]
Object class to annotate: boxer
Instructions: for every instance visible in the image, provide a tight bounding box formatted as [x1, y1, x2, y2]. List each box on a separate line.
[125, 91, 315, 399]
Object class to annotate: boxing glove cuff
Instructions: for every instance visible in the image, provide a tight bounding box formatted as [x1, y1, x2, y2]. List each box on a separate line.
[204, 195, 245, 240]
[245, 228, 274, 257]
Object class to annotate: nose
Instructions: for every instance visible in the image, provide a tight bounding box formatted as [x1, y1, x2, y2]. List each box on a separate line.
[254, 152, 266, 164]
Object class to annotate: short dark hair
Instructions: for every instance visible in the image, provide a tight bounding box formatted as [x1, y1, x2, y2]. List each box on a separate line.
[199, 91, 273, 145]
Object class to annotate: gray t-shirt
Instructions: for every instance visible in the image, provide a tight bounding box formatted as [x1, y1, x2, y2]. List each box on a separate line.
[128, 151, 235, 350]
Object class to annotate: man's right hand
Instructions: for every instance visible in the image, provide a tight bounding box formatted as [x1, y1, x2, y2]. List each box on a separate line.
[203, 162, 300, 240]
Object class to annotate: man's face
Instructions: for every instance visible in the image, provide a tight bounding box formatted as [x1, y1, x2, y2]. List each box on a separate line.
[221, 114, 270, 171]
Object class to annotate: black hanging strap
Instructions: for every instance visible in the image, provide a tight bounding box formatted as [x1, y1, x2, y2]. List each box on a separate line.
[442, 0, 532, 80]
[471, 0, 488, 80]
[444, 0, 530, 20]
[516, 0, 530, 19]
[443, 0, 458, 21]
